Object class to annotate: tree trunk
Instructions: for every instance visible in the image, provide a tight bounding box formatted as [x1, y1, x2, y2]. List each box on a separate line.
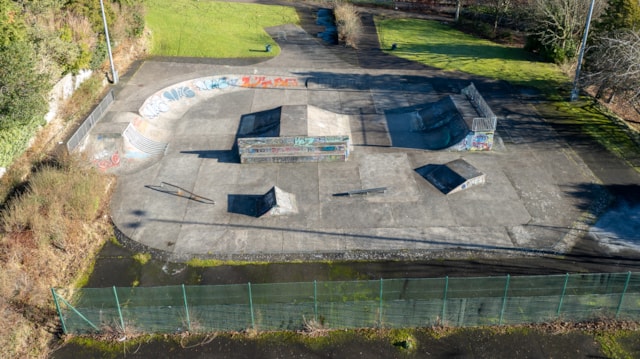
[455, 0, 461, 22]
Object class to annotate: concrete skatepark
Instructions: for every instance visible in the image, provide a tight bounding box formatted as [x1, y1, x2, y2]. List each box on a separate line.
[79, 20, 639, 262]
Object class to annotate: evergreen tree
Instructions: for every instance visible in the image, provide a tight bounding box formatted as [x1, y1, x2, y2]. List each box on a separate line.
[0, 0, 27, 46]
[595, 0, 640, 33]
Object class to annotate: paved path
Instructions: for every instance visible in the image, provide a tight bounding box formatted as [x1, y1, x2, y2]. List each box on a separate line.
[88, 1, 640, 263]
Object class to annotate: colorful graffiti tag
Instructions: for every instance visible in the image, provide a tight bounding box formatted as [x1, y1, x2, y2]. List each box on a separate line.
[163, 86, 195, 101]
[140, 95, 170, 119]
[240, 76, 298, 88]
[140, 75, 301, 121]
[93, 150, 121, 171]
[193, 77, 237, 91]
[465, 132, 494, 151]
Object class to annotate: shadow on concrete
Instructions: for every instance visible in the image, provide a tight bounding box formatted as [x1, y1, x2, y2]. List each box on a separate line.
[386, 100, 469, 150]
[295, 70, 469, 95]
[227, 191, 279, 217]
[227, 194, 265, 217]
[237, 107, 281, 137]
[180, 149, 239, 163]
[565, 183, 640, 252]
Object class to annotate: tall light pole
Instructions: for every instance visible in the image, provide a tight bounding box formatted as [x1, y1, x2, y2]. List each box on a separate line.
[570, 0, 596, 101]
[100, 0, 118, 84]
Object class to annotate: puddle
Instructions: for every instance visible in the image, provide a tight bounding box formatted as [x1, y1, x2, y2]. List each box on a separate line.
[316, 8, 338, 45]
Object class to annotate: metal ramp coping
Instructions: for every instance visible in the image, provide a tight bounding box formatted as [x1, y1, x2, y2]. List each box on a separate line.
[123, 123, 168, 156]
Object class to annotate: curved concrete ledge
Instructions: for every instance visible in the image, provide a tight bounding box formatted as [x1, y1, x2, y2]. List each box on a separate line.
[139, 74, 304, 129]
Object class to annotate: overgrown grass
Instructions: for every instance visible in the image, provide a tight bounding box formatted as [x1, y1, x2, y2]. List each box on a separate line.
[334, 2, 362, 48]
[376, 18, 568, 93]
[0, 155, 113, 358]
[145, 0, 299, 57]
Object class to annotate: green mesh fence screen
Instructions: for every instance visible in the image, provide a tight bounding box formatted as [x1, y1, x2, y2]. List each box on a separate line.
[52, 272, 640, 335]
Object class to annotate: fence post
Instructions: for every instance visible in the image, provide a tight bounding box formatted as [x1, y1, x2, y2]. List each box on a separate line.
[51, 288, 68, 334]
[499, 275, 510, 326]
[182, 284, 191, 331]
[55, 291, 100, 332]
[615, 271, 632, 319]
[314, 280, 318, 323]
[378, 278, 384, 328]
[557, 273, 569, 318]
[442, 276, 448, 326]
[248, 282, 255, 329]
[113, 286, 125, 333]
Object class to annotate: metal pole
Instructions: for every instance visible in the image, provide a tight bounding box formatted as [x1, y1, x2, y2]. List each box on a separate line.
[314, 280, 318, 323]
[570, 0, 596, 101]
[442, 276, 449, 326]
[56, 295, 99, 331]
[499, 275, 510, 325]
[378, 278, 384, 327]
[51, 288, 68, 334]
[100, 0, 118, 84]
[248, 282, 255, 329]
[182, 284, 191, 331]
[615, 272, 632, 319]
[113, 286, 125, 333]
[557, 273, 570, 317]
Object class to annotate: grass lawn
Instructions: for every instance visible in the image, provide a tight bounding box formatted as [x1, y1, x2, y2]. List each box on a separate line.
[376, 17, 640, 169]
[145, 0, 299, 57]
[376, 18, 568, 93]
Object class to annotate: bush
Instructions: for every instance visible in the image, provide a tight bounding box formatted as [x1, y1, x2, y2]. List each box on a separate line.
[334, 2, 362, 48]
[0, 154, 113, 358]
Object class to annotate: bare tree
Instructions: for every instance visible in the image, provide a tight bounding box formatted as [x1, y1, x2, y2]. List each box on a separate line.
[529, 0, 606, 62]
[582, 29, 640, 103]
[489, 0, 514, 33]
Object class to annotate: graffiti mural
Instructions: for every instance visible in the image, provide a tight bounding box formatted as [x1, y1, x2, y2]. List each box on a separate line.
[465, 132, 494, 151]
[163, 86, 195, 101]
[240, 76, 299, 88]
[93, 150, 121, 171]
[140, 95, 170, 119]
[193, 77, 237, 91]
[139, 75, 301, 122]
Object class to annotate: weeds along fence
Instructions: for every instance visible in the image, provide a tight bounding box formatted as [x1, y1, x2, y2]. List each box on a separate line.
[52, 272, 640, 335]
[66, 89, 114, 152]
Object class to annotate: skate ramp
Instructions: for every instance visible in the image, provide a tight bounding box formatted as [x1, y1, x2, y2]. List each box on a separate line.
[237, 107, 282, 138]
[227, 186, 298, 217]
[237, 105, 352, 163]
[386, 96, 470, 150]
[415, 159, 486, 195]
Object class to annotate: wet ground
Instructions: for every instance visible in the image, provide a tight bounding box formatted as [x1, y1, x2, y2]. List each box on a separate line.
[87, 235, 640, 289]
[52, 326, 623, 359]
[47, 236, 640, 358]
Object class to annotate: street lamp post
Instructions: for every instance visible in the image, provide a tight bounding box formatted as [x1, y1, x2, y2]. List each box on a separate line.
[571, 0, 596, 101]
[100, 0, 118, 84]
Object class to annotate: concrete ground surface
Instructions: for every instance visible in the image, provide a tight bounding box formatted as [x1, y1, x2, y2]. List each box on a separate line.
[53, 2, 640, 358]
[78, 1, 640, 263]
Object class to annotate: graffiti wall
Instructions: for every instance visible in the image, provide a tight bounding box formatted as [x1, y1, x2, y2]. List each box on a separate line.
[465, 131, 494, 151]
[238, 135, 350, 163]
[139, 75, 302, 121]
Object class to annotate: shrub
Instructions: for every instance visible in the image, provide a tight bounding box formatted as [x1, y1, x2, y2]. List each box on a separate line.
[334, 2, 362, 48]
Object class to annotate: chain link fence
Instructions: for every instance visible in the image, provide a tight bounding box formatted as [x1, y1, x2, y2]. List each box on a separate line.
[52, 272, 640, 335]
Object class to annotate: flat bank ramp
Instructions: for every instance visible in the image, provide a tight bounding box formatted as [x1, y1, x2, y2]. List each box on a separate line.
[386, 96, 470, 150]
[415, 159, 486, 195]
